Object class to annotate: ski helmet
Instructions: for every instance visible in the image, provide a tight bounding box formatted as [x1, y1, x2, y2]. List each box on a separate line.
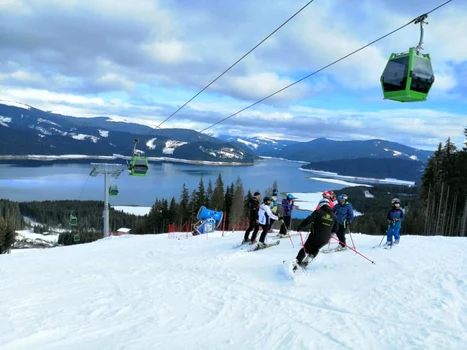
[322, 191, 331, 198]
[392, 198, 401, 205]
[337, 194, 348, 201]
[263, 196, 271, 203]
[287, 193, 294, 199]
[318, 198, 331, 208]
[272, 189, 278, 195]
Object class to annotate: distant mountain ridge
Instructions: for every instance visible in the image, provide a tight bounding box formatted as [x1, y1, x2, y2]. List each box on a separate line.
[301, 158, 424, 182]
[0, 101, 255, 164]
[258, 137, 433, 163]
[0, 100, 434, 172]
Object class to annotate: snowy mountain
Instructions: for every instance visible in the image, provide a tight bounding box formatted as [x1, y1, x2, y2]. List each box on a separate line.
[0, 101, 255, 164]
[1, 231, 466, 349]
[262, 137, 433, 163]
[216, 134, 299, 155]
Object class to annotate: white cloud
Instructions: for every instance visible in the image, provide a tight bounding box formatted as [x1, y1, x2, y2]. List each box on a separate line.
[0, 0, 465, 151]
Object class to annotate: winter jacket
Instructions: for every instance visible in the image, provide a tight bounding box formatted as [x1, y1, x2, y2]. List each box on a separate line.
[247, 197, 260, 220]
[296, 206, 338, 243]
[270, 195, 278, 215]
[258, 203, 279, 225]
[333, 201, 354, 225]
[387, 207, 404, 228]
[281, 198, 294, 217]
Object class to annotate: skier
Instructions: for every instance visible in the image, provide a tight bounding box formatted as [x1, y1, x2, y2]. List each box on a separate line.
[269, 189, 279, 232]
[243, 191, 261, 243]
[315, 191, 335, 210]
[332, 194, 354, 251]
[292, 198, 338, 271]
[278, 194, 294, 237]
[330, 191, 338, 206]
[384, 198, 404, 247]
[251, 196, 278, 247]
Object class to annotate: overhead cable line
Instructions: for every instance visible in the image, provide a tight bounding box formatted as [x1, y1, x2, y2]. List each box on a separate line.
[154, 0, 317, 129]
[198, 0, 454, 133]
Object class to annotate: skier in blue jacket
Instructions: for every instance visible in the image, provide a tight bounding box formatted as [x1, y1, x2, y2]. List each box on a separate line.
[384, 198, 404, 247]
[332, 194, 354, 251]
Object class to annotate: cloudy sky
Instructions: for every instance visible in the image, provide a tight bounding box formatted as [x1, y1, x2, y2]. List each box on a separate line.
[1, 0, 466, 150]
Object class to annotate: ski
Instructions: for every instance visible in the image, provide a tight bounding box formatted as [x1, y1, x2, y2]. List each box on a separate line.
[273, 232, 299, 239]
[232, 241, 251, 249]
[321, 248, 347, 254]
[282, 260, 308, 275]
[248, 240, 280, 252]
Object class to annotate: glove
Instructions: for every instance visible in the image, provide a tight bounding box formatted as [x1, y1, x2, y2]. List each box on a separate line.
[279, 216, 284, 221]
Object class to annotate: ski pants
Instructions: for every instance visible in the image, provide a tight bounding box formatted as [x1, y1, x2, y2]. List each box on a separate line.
[386, 225, 401, 243]
[336, 223, 347, 246]
[295, 232, 330, 264]
[244, 217, 259, 241]
[257, 224, 271, 243]
[279, 216, 291, 235]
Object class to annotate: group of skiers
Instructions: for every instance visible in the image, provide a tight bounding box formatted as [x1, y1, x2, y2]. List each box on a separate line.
[243, 190, 296, 247]
[242, 189, 404, 272]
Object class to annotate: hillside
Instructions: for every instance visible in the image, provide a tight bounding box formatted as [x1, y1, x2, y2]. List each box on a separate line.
[0, 101, 255, 164]
[1, 232, 466, 349]
[263, 138, 433, 163]
[301, 158, 425, 182]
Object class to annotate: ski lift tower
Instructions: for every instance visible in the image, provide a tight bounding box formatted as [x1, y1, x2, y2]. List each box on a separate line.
[90, 163, 125, 236]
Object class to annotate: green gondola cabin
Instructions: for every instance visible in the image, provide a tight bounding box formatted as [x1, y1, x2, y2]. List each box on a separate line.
[127, 138, 149, 176]
[69, 215, 78, 226]
[109, 185, 119, 196]
[128, 156, 149, 176]
[381, 47, 435, 102]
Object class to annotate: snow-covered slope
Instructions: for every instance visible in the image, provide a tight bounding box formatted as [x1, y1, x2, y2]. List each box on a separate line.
[1, 232, 466, 349]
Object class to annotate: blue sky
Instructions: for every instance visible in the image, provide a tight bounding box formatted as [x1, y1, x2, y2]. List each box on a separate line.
[0, 0, 466, 150]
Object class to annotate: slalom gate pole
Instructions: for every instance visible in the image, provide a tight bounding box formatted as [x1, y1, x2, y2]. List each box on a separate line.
[298, 231, 306, 254]
[330, 236, 375, 264]
[282, 219, 295, 248]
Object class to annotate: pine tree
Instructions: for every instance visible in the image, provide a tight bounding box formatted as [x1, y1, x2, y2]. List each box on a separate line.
[189, 190, 198, 220]
[196, 177, 206, 210]
[211, 174, 225, 211]
[206, 179, 213, 208]
[168, 197, 177, 224]
[229, 177, 245, 230]
[224, 185, 234, 229]
[179, 184, 190, 224]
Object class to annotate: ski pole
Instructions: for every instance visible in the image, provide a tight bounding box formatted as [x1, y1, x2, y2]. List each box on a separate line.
[375, 223, 391, 248]
[330, 236, 375, 264]
[349, 232, 356, 250]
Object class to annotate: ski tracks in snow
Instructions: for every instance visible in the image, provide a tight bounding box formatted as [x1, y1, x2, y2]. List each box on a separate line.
[1, 233, 467, 349]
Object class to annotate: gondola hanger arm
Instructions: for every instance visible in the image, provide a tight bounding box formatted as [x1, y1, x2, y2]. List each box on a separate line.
[414, 14, 428, 54]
